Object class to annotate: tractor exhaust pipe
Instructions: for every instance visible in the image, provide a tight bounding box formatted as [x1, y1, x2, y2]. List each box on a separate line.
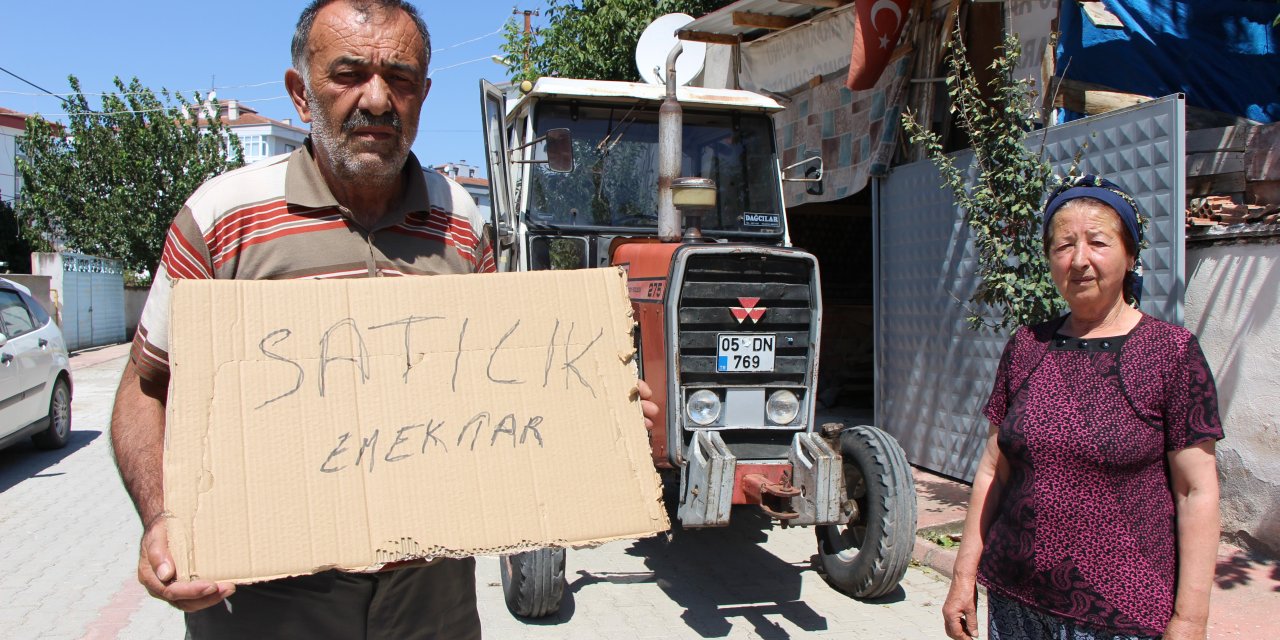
[658, 43, 683, 243]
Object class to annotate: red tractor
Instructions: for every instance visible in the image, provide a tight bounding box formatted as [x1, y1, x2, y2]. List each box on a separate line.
[480, 67, 916, 618]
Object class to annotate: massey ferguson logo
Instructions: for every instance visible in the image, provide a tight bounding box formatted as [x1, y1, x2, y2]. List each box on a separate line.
[730, 297, 767, 324]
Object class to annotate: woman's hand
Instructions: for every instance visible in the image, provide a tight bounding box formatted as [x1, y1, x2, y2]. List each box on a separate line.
[1166, 441, 1219, 640]
[1162, 614, 1207, 640]
[942, 578, 979, 639]
[942, 424, 1004, 639]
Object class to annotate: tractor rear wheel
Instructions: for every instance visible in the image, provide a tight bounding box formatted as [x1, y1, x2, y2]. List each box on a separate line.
[500, 547, 566, 618]
[815, 424, 916, 598]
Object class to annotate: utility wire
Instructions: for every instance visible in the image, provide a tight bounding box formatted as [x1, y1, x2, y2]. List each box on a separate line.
[431, 26, 503, 54]
[0, 65, 57, 96]
[39, 95, 291, 119]
[0, 80, 285, 99]
[0, 25, 505, 100]
[428, 56, 499, 78]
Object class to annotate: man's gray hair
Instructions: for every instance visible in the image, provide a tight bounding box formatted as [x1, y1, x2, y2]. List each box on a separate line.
[291, 0, 431, 81]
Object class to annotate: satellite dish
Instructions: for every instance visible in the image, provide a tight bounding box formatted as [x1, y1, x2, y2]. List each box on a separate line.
[635, 13, 706, 86]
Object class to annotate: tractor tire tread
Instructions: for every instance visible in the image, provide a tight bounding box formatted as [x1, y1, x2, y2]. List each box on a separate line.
[501, 547, 566, 619]
[816, 424, 917, 599]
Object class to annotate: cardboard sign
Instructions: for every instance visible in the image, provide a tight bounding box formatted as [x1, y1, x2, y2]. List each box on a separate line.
[164, 268, 669, 583]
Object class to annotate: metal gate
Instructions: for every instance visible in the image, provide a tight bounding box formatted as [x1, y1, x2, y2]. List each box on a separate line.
[60, 253, 126, 351]
[874, 95, 1186, 481]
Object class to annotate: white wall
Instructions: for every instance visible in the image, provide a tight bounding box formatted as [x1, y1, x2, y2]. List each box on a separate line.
[699, 43, 735, 90]
[125, 286, 148, 339]
[224, 123, 307, 165]
[31, 252, 64, 326]
[1184, 236, 1280, 555]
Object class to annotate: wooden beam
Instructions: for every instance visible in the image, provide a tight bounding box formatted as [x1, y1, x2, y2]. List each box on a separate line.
[1187, 172, 1246, 197]
[779, 0, 852, 8]
[1052, 78, 1153, 116]
[1054, 78, 1260, 129]
[1186, 151, 1245, 178]
[732, 11, 805, 31]
[1185, 126, 1255, 154]
[676, 29, 741, 45]
[1246, 122, 1280, 181]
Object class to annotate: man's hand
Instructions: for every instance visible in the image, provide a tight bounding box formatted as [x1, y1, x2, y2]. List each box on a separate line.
[636, 379, 659, 430]
[139, 517, 235, 612]
[942, 578, 979, 639]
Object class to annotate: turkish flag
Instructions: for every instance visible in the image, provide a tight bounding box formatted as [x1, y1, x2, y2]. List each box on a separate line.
[846, 0, 913, 90]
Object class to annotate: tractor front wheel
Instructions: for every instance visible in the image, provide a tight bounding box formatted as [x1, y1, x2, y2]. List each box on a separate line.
[815, 424, 916, 599]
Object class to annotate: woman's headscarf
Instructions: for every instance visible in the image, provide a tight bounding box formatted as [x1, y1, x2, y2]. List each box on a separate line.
[1042, 174, 1146, 304]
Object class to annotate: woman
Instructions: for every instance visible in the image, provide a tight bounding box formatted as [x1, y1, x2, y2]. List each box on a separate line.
[942, 176, 1223, 640]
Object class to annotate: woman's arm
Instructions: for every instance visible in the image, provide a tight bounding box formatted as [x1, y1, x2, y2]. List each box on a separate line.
[943, 424, 1007, 640]
[1163, 440, 1219, 640]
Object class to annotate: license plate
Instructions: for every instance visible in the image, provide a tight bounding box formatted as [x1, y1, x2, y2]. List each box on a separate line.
[716, 333, 775, 372]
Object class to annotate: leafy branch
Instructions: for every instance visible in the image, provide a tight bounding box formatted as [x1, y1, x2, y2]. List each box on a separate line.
[902, 26, 1077, 332]
[17, 76, 244, 278]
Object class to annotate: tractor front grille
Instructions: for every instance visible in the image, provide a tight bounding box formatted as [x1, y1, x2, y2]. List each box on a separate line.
[672, 250, 819, 460]
[676, 252, 815, 388]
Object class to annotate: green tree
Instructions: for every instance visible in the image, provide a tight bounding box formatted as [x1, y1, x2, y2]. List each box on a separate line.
[902, 28, 1078, 332]
[501, 0, 736, 83]
[0, 199, 33, 273]
[17, 76, 243, 278]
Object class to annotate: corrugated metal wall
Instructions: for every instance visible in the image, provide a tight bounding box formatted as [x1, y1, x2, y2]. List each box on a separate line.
[60, 253, 125, 351]
[875, 95, 1186, 481]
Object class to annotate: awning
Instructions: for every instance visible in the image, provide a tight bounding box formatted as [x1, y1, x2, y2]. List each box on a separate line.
[680, 0, 858, 95]
[678, 0, 852, 45]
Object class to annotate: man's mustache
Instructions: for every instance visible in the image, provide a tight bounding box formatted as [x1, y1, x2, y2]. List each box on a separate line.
[342, 110, 402, 134]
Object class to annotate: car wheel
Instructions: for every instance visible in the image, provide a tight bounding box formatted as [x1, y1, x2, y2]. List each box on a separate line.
[32, 377, 71, 450]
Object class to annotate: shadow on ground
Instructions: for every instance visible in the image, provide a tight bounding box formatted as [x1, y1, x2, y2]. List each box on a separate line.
[629, 508, 829, 639]
[0, 429, 101, 493]
[1213, 548, 1280, 593]
[553, 495, 833, 639]
[914, 473, 970, 511]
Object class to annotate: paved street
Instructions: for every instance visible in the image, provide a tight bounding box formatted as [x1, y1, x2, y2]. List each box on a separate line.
[1, 344, 965, 639]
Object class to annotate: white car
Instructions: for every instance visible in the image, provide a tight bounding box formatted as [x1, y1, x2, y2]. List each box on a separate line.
[0, 277, 71, 451]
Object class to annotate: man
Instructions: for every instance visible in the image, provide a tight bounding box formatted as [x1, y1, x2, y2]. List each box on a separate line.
[112, 1, 656, 637]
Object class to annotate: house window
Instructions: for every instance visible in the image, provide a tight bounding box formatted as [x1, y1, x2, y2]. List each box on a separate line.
[241, 135, 269, 162]
[285, 144, 296, 153]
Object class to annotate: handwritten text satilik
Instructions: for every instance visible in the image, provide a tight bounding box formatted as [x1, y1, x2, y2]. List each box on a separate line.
[237, 315, 612, 475]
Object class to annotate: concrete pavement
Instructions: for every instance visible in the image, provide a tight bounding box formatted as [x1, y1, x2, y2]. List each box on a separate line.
[0, 344, 963, 639]
[1, 342, 1273, 638]
[0, 343, 173, 640]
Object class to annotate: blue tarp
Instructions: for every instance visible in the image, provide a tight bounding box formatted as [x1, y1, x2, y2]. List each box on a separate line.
[1057, 0, 1279, 123]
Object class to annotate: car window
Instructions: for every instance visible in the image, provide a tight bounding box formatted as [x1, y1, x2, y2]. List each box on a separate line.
[0, 290, 37, 338]
[17, 290, 51, 326]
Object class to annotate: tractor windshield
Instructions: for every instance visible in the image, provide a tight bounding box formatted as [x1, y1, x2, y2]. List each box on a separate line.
[526, 100, 783, 236]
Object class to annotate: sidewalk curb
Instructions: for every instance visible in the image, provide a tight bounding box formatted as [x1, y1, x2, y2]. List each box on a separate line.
[912, 535, 958, 580]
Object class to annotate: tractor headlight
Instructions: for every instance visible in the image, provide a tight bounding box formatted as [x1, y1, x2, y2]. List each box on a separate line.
[686, 390, 722, 426]
[766, 390, 800, 425]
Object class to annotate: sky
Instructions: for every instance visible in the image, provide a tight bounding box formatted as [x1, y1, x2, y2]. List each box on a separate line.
[0, 0, 555, 177]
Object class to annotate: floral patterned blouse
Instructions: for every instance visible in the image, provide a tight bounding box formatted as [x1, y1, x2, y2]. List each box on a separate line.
[978, 314, 1223, 636]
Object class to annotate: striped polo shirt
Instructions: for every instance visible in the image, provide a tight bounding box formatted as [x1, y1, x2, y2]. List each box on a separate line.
[131, 142, 495, 384]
